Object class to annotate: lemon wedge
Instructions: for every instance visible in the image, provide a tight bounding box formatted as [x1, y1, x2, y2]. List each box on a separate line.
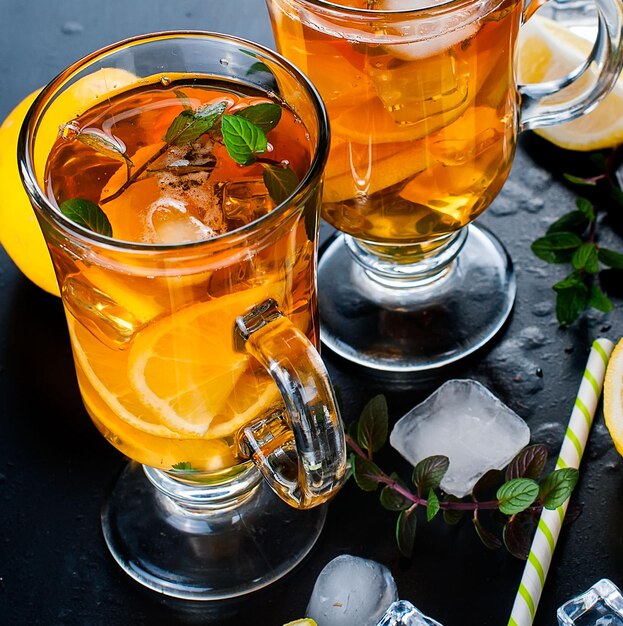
[604, 338, 623, 457]
[517, 15, 623, 150]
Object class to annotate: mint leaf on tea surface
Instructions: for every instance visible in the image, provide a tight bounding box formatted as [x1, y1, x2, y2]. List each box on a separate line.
[356, 394, 388, 454]
[59, 198, 112, 237]
[222, 114, 267, 165]
[173, 89, 193, 111]
[164, 100, 227, 145]
[262, 164, 299, 206]
[539, 468, 579, 509]
[76, 128, 132, 166]
[236, 103, 282, 133]
[496, 478, 539, 515]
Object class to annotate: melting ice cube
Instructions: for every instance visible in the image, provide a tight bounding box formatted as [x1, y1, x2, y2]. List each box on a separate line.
[557, 579, 623, 626]
[144, 198, 218, 244]
[306, 555, 398, 626]
[222, 178, 273, 227]
[389, 379, 530, 498]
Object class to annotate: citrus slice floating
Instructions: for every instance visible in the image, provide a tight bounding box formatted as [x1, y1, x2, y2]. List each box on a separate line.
[128, 283, 284, 437]
[517, 15, 623, 150]
[604, 338, 623, 457]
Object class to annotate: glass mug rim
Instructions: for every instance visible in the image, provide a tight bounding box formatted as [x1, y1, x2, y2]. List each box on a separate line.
[18, 29, 330, 254]
[275, 0, 500, 16]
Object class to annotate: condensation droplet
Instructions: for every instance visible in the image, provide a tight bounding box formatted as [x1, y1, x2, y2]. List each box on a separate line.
[161, 76, 171, 86]
[220, 58, 229, 67]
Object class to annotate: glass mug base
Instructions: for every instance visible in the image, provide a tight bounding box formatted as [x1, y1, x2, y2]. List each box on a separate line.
[101, 461, 327, 600]
[318, 223, 516, 373]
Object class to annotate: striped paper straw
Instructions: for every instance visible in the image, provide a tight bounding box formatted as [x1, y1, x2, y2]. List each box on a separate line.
[507, 337, 615, 626]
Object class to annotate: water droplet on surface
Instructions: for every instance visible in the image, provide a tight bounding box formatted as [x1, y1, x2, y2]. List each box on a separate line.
[61, 21, 83, 35]
[219, 58, 229, 67]
[160, 76, 171, 86]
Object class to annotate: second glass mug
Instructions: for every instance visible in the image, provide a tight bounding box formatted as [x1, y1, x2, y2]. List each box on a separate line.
[266, 0, 623, 372]
[18, 31, 347, 599]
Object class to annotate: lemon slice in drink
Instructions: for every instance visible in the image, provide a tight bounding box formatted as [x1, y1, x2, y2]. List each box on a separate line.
[604, 338, 623, 457]
[517, 15, 623, 150]
[128, 284, 283, 437]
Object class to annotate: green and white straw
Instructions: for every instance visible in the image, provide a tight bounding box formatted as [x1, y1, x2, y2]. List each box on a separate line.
[507, 337, 615, 626]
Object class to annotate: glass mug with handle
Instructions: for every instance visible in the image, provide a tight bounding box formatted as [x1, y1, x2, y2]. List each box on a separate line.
[265, 0, 623, 372]
[19, 31, 346, 599]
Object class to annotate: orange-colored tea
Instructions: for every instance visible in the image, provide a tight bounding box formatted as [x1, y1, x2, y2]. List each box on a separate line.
[268, 0, 522, 244]
[44, 81, 316, 472]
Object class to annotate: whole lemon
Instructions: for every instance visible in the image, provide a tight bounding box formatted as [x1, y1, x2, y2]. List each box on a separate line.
[0, 68, 141, 296]
[0, 89, 59, 295]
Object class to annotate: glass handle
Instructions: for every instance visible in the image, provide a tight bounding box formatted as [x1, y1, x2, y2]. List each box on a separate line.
[519, 0, 623, 130]
[235, 299, 347, 509]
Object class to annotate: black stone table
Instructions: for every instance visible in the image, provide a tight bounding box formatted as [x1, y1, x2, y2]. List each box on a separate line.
[1, 2, 623, 625]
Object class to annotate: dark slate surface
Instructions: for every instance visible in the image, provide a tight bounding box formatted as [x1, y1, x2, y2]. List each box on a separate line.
[1, 1, 623, 625]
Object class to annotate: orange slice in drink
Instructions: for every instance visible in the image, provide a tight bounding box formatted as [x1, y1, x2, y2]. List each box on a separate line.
[127, 283, 284, 437]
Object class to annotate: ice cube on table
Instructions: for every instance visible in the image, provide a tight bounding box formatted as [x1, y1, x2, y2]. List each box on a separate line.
[557, 579, 623, 626]
[377, 600, 444, 626]
[389, 379, 530, 498]
[306, 555, 398, 626]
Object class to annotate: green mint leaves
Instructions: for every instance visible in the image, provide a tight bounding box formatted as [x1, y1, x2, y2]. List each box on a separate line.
[164, 100, 228, 145]
[347, 396, 580, 560]
[530, 145, 623, 326]
[59, 198, 112, 237]
[59, 95, 298, 236]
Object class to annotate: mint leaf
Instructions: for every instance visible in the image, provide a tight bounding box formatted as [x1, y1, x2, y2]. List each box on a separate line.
[539, 468, 579, 509]
[598, 247, 623, 269]
[442, 496, 464, 525]
[173, 89, 193, 111]
[505, 444, 548, 481]
[473, 514, 502, 550]
[546, 211, 589, 236]
[554, 279, 589, 326]
[262, 164, 299, 206]
[503, 511, 536, 560]
[588, 284, 613, 313]
[379, 473, 411, 511]
[496, 478, 539, 515]
[164, 100, 227, 145]
[236, 103, 282, 133]
[350, 454, 384, 492]
[357, 395, 388, 454]
[531, 232, 583, 264]
[59, 198, 112, 237]
[572, 242, 599, 273]
[170, 461, 199, 472]
[426, 489, 440, 521]
[396, 508, 417, 557]
[576, 197, 595, 221]
[563, 173, 597, 186]
[221, 114, 267, 165]
[412, 455, 449, 495]
[76, 128, 132, 166]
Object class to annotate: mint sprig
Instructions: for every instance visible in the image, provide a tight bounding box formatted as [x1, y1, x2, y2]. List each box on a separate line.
[60, 94, 300, 235]
[347, 395, 580, 560]
[531, 144, 623, 325]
